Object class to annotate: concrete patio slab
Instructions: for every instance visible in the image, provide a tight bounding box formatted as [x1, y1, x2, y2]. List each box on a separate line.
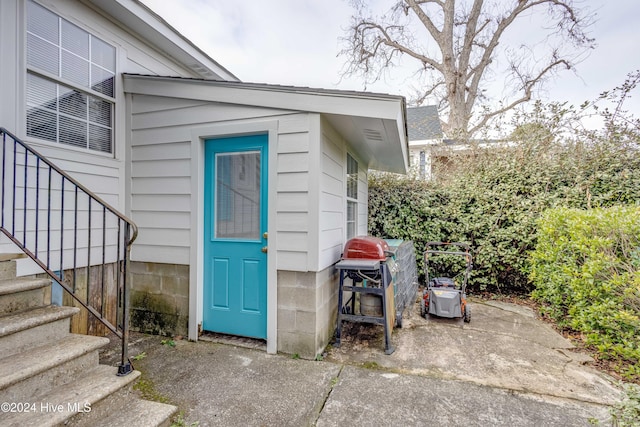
[99, 298, 622, 426]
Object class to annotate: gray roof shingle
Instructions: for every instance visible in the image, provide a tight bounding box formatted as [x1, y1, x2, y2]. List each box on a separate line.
[407, 106, 442, 141]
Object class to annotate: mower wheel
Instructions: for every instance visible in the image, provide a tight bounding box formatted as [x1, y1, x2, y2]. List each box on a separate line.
[463, 305, 471, 323]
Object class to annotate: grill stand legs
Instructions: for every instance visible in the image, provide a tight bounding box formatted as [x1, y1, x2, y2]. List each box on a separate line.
[335, 266, 395, 355]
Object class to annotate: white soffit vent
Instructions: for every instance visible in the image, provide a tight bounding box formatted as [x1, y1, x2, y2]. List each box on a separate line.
[363, 128, 383, 142]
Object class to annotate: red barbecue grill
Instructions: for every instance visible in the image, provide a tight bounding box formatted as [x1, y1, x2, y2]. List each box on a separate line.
[334, 236, 397, 354]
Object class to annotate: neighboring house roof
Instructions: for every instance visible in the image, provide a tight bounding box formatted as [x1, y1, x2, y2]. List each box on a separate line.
[407, 106, 442, 142]
[86, 0, 238, 81]
[123, 74, 410, 174]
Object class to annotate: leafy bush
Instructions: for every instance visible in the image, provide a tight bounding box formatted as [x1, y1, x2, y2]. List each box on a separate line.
[369, 73, 640, 293]
[369, 134, 640, 293]
[529, 206, 640, 379]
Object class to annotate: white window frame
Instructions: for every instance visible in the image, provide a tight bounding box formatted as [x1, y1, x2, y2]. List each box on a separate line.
[346, 153, 358, 240]
[25, 0, 116, 155]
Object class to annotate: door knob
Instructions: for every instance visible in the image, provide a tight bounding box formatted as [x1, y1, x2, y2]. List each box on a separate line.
[263, 232, 268, 239]
[261, 246, 268, 253]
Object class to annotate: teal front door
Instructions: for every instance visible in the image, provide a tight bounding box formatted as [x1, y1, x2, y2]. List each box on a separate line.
[203, 134, 268, 339]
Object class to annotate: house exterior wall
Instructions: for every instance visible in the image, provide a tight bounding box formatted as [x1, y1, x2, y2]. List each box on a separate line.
[0, 0, 214, 272]
[318, 116, 368, 271]
[128, 94, 313, 271]
[127, 95, 369, 356]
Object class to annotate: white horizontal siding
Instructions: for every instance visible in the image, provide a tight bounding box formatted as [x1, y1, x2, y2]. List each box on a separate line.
[316, 117, 370, 270]
[0, 0, 214, 274]
[129, 95, 312, 271]
[277, 172, 309, 192]
[318, 119, 346, 270]
[357, 165, 368, 237]
[132, 244, 190, 265]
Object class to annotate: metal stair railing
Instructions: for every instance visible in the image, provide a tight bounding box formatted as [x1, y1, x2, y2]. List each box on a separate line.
[0, 127, 137, 376]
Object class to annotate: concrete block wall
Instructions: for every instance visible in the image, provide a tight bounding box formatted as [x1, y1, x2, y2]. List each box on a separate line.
[315, 266, 339, 354]
[277, 266, 339, 359]
[123, 261, 340, 357]
[129, 261, 189, 337]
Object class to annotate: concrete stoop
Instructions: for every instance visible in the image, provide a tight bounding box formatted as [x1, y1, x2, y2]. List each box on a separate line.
[0, 256, 177, 426]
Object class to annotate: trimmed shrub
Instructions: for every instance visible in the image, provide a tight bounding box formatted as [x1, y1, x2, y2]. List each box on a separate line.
[529, 206, 640, 379]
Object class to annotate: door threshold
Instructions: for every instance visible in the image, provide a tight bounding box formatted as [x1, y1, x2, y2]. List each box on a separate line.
[199, 332, 267, 351]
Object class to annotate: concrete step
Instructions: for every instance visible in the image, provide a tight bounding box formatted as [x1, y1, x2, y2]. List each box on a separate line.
[0, 254, 27, 280]
[0, 277, 50, 315]
[66, 389, 178, 427]
[0, 333, 109, 402]
[0, 305, 79, 359]
[1, 364, 141, 427]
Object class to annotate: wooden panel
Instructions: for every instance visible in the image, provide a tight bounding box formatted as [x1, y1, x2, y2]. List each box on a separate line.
[276, 251, 308, 271]
[320, 192, 342, 213]
[131, 211, 190, 230]
[319, 244, 342, 269]
[131, 95, 207, 114]
[277, 133, 310, 154]
[130, 244, 190, 264]
[321, 152, 343, 184]
[135, 228, 190, 247]
[130, 127, 191, 146]
[319, 227, 342, 249]
[277, 152, 309, 173]
[132, 177, 191, 195]
[277, 172, 309, 192]
[321, 172, 343, 198]
[131, 194, 191, 212]
[278, 114, 311, 134]
[275, 212, 309, 232]
[242, 259, 260, 312]
[131, 159, 191, 178]
[212, 257, 230, 308]
[131, 142, 191, 161]
[276, 231, 309, 252]
[276, 192, 308, 213]
[132, 103, 289, 130]
[320, 211, 342, 231]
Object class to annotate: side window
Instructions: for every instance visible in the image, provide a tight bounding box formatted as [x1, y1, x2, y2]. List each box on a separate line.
[26, 0, 115, 154]
[346, 153, 358, 240]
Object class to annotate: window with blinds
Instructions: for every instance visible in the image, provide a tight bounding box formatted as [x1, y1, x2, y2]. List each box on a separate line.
[346, 153, 358, 240]
[26, 0, 115, 154]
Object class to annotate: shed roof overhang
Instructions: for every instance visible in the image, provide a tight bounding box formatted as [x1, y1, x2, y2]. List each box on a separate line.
[123, 74, 409, 174]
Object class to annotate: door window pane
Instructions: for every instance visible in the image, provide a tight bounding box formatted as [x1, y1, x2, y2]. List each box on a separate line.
[215, 152, 261, 239]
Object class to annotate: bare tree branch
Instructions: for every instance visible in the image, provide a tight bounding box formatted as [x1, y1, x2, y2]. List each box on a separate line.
[340, 0, 596, 137]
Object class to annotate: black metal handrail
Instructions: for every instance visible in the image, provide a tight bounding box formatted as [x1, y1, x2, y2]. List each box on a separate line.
[0, 127, 138, 376]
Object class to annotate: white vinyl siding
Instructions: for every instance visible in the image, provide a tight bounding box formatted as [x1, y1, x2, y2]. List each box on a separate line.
[128, 94, 312, 270]
[318, 116, 367, 270]
[0, 0, 226, 270]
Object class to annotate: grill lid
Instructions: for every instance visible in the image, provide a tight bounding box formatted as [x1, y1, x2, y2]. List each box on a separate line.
[342, 236, 390, 261]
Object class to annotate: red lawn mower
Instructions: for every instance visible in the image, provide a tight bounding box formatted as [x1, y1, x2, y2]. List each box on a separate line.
[420, 242, 472, 323]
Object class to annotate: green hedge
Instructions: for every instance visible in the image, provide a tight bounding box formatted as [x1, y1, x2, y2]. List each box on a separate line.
[369, 135, 640, 294]
[530, 207, 640, 378]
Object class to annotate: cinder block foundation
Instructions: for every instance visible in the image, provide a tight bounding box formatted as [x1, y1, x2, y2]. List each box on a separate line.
[129, 261, 189, 337]
[127, 261, 340, 358]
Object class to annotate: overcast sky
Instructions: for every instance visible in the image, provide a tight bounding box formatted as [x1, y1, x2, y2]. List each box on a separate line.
[140, 0, 640, 118]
